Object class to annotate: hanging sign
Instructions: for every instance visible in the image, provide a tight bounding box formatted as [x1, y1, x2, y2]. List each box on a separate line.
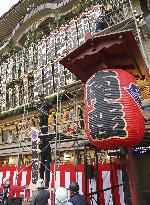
[76, 15, 90, 46]
[56, 27, 66, 58]
[47, 34, 56, 62]
[38, 39, 46, 66]
[34, 67, 43, 97]
[28, 45, 34, 72]
[1, 84, 6, 112]
[66, 20, 78, 53]
[76, 18, 86, 46]
[7, 58, 13, 83]
[53, 63, 60, 92]
[8, 88, 13, 109]
[43, 64, 54, 96]
[1, 63, 7, 84]
[23, 76, 28, 104]
[15, 84, 19, 107]
[59, 64, 66, 87]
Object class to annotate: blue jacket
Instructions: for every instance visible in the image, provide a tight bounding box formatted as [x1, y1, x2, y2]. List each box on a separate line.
[68, 193, 88, 205]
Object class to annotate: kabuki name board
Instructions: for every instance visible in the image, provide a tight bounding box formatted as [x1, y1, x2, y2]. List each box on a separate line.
[84, 69, 145, 149]
[31, 130, 39, 184]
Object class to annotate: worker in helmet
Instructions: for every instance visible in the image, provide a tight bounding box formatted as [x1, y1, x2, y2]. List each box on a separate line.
[55, 187, 73, 205]
[30, 178, 50, 205]
[68, 182, 88, 205]
[0, 176, 26, 205]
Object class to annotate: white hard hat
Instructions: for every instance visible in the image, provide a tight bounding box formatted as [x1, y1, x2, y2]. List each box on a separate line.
[56, 187, 68, 204]
[3, 177, 10, 184]
[37, 178, 44, 188]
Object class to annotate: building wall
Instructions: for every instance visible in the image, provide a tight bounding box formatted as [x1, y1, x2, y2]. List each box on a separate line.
[0, 0, 149, 164]
[0, 1, 134, 112]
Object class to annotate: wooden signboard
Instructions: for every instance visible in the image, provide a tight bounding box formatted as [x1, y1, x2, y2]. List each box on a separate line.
[47, 34, 56, 63]
[38, 39, 46, 67]
[43, 64, 54, 96]
[31, 129, 39, 185]
[34, 67, 43, 97]
[66, 20, 78, 53]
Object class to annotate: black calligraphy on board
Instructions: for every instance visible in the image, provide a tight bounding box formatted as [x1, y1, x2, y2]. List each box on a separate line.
[43, 64, 54, 96]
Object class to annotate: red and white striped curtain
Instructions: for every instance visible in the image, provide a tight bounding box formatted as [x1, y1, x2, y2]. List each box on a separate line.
[0, 164, 125, 205]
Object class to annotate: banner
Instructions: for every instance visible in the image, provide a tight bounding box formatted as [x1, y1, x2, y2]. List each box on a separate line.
[38, 39, 47, 66]
[7, 58, 13, 83]
[34, 67, 43, 97]
[43, 64, 54, 96]
[47, 34, 56, 62]
[66, 20, 78, 53]
[28, 45, 34, 72]
[56, 27, 67, 57]
[1, 84, 6, 112]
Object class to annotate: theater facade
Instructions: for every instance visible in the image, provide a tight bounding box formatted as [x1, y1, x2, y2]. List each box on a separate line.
[0, 0, 150, 204]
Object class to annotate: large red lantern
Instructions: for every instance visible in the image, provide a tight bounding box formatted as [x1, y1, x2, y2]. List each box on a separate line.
[84, 69, 145, 149]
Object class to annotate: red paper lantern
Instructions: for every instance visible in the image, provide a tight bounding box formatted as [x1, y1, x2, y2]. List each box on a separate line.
[84, 69, 145, 149]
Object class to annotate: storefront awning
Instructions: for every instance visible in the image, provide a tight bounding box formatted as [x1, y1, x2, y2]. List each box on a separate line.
[60, 30, 150, 83]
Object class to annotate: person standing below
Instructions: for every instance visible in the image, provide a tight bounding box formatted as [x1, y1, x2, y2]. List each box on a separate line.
[68, 182, 88, 205]
[55, 187, 73, 205]
[0, 177, 26, 205]
[38, 94, 52, 188]
[30, 179, 50, 205]
[39, 140, 51, 188]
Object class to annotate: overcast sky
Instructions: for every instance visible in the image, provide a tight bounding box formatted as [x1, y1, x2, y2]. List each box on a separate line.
[0, 0, 19, 17]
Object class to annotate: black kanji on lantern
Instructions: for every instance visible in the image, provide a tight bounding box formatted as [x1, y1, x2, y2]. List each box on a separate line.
[85, 71, 127, 140]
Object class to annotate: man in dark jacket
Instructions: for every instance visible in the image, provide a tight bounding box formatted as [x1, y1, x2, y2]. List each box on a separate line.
[38, 94, 52, 136]
[68, 182, 88, 205]
[30, 179, 50, 205]
[39, 140, 51, 188]
[38, 94, 52, 187]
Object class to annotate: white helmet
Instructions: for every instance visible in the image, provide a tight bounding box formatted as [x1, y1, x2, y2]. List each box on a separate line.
[3, 177, 9, 184]
[37, 178, 44, 188]
[56, 187, 68, 204]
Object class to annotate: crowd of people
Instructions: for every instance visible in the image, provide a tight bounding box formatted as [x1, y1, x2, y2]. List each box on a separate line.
[31, 179, 88, 205]
[0, 177, 88, 205]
